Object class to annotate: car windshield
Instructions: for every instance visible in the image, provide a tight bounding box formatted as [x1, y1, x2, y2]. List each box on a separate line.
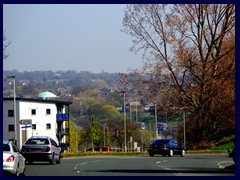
[25, 139, 49, 145]
[3, 144, 10, 151]
[153, 139, 171, 144]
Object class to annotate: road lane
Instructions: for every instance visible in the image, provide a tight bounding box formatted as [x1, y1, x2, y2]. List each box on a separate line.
[25, 154, 235, 176]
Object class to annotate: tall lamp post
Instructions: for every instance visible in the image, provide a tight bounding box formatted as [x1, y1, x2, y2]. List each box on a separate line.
[117, 90, 127, 152]
[7, 75, 17, 145]
[182, 107, 186, 150]
[123, 91, 127, 152]
[155, 102, 158, 139]
[134, 90, 138, 122]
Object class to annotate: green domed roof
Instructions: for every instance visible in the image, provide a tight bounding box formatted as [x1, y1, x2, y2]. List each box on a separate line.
[37, 91, 57, 100]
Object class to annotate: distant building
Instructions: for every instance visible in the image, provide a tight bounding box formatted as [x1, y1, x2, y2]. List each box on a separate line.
[3, 96, 72, 149]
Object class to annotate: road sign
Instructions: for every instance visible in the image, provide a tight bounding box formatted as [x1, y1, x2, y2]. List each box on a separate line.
[20, 119, 32, 125]
[21, 125, 32, 129]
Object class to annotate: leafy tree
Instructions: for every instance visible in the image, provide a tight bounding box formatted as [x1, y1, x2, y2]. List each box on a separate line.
[90, 79, 108, 89]
[104, 125, 111, 146]
[100, 105, 121, 121]
[16, 86, 22, 95]
[65, 120, 79, 152]
[88, 115, 102, 146]
[122, 4, 235, 146]
[106, 118, 142, 149]
[87, 102, 104, 117]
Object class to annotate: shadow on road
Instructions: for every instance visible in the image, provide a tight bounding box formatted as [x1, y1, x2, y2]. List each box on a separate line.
[93, 167, 234, 174]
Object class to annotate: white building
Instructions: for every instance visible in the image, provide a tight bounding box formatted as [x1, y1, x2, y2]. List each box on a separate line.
[3, 96, 72, 149]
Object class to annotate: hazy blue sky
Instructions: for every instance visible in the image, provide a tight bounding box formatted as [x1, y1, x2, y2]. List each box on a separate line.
[3, 4, 143, 73]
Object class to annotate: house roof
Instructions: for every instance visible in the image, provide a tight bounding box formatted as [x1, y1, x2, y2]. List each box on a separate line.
[37, 91, 57, 100]
[3, 97, 72, 105]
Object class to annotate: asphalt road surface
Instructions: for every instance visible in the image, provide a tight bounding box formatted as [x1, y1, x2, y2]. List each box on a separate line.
[25, 154, 235, 176]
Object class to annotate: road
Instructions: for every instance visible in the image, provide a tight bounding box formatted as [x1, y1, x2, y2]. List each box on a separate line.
[25, 154, 234, 176]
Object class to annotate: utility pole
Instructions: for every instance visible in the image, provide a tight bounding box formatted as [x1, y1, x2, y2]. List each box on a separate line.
[117, 89, 127, 152]
[7, 75, 17, 145]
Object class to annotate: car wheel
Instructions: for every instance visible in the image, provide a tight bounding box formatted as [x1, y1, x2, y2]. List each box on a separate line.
[168, 149, 173, 157]
[15, 165, 20, 176]
[180, 149, 185, 157]
[27, 160, 33, 164]
[20, 167, 26, 176]
[56, 154, 61, 164]
[49, 154, 54, 165]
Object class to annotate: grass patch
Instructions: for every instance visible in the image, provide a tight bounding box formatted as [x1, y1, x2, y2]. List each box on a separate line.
[62, 151, 148, 158]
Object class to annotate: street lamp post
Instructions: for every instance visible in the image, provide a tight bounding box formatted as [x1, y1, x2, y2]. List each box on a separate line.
[123, 92, 127, 152]
[103, 124, 106, 146]
[117, 90, 127, 152]
[7, 75, 17, 145]
[134, 90, 138, 122]
[183, 108, 186, 150]
[155, 102, 158, 139]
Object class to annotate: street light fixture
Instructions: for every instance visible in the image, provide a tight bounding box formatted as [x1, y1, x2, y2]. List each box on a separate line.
[7, 75, 17, 145]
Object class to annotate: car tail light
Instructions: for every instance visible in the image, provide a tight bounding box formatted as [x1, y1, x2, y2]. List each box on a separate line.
[148, 144, 153, 148]
[46, 146, 51, 152]
[163, 144, 167, 148]
[6, 155, 15, 162]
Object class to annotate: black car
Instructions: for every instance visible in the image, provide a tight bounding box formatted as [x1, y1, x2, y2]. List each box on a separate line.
[228, 148, 235, 163]
[147, 139, 185, 157]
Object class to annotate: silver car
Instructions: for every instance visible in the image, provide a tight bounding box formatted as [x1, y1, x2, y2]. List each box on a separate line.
[21, 136, 61, 165]
[3, 140, 26, 176]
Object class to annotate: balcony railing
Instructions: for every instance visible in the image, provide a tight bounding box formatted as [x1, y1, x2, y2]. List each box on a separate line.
[56, 128, 69, 135]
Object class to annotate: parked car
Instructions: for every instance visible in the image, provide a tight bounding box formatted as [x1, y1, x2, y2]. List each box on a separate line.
[3, 140, 26, 176]
[86, 146, 113, 152]
[228, 148, 235, 163]
[21, 136, 61, 165]
[147, 139, 185, 157]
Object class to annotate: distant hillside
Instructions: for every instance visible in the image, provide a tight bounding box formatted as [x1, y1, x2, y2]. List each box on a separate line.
[3, 70, 119, 87]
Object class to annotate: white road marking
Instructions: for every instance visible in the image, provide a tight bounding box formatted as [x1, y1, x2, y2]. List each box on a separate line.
[217, 161, 233, 169]
[80, 162, 88, 165]
[92, 160, 102, 163]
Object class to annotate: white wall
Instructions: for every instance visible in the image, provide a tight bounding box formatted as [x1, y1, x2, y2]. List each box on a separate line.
[3, 101, 16, 144]
[19, 101, 58, 146]
[3, 99, 65, 148]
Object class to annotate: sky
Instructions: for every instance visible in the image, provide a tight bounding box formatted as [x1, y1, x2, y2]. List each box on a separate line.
[3, 4, 143, 73]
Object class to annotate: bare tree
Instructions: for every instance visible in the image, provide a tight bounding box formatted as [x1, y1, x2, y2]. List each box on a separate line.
[3, 31, 11, 60]
[122, 4, 235, 144]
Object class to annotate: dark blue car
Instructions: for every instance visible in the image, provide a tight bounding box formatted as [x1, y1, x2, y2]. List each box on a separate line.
[147, 139, 185, 157]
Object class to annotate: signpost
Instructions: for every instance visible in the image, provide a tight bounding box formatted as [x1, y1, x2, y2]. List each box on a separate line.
[20, 119, 32, 141]
[20, 119, 32, 125]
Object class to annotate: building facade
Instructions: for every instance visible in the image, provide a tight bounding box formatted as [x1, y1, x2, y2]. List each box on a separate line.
[3, 97, 72, 149]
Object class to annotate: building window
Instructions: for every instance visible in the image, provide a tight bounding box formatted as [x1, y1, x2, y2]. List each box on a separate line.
[46, 109, 51, 115]
[8, 110, 14, 117]
[31, 109, 36, 115]
[32, 124, 36, 130]
[8, 124, 14, 131]
[46, 123, 51, 129]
